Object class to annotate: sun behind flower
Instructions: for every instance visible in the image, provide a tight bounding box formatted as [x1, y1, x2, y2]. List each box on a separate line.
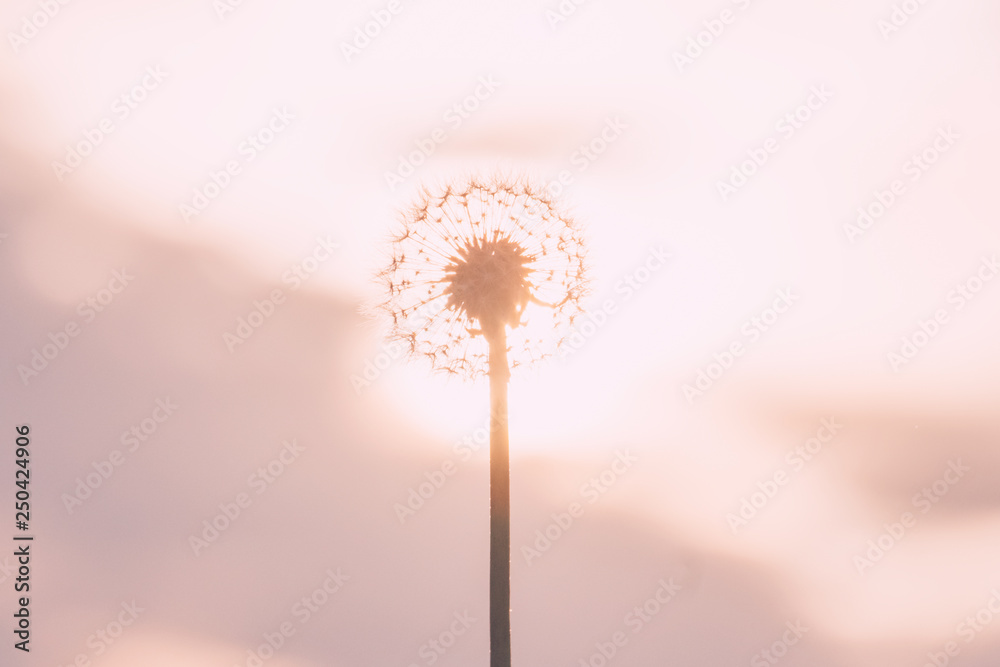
[376, 175, 589, 378]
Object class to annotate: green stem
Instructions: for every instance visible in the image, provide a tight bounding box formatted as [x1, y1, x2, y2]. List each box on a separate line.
[487, 324, 511, 667]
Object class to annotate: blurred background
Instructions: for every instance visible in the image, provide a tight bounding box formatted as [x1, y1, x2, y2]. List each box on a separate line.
[2, 0, 1000, 665]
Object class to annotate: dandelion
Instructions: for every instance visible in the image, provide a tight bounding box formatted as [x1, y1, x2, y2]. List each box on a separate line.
[376, 174, 588, 666]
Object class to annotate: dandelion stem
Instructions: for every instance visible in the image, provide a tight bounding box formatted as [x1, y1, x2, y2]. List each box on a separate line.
[487, 323, 511, 667]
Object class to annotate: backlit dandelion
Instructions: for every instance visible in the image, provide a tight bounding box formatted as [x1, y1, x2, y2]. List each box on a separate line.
[376, 174, 588, 667]
[377, 175, 588, 377]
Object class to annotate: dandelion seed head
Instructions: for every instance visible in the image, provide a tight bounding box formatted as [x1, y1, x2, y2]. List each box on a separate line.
[376, 175, 589, 379]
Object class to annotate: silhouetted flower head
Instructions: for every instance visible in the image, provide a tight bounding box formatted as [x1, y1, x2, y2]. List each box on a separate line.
[376, 175, 588, 378]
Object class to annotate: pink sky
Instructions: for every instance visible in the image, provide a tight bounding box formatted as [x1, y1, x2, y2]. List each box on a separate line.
[2, 0, 1000, 665]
